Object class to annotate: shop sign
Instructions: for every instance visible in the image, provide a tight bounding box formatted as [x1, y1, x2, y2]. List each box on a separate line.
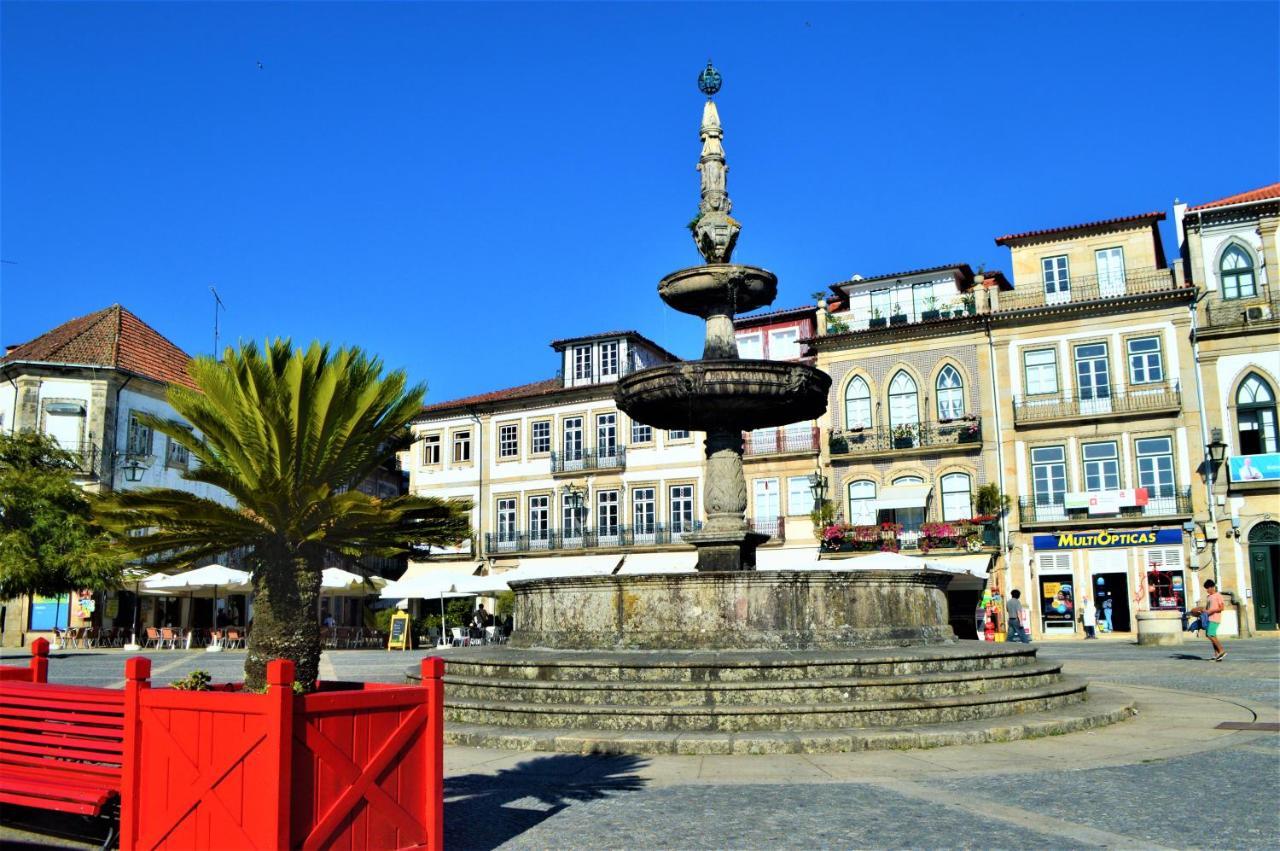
[1228, 453, 1280, 483]
[1034, 529, 1182, 550]
[1038, 577, 1075, 628]
[1063, 488, 1148, 514]
[29, 594, 71, 631]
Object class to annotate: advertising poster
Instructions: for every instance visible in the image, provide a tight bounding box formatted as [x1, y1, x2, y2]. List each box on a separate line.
[29, 594, 71, 631]
[1228, 453, 1280, 483]
[1038, 577, 1075, 628]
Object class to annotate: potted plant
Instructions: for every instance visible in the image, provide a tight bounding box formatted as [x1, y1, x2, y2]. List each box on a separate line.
[891, 423, 916, 448]
[962, 292, 977, 315]
[922, 296, 940, 321]
[869, 307, 887, 329]
[829, 434, 849, 454]
[890, 303, 908, 326]
[960, 420, 981, 441]
[939, 303, 953, 319]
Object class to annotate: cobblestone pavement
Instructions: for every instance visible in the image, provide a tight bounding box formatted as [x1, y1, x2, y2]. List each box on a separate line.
[2, 638, 1277, 849]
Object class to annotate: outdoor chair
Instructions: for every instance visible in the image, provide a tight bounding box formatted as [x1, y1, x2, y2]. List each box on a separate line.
[144, 627, 162, 649]
[159, 628, 180, 650]
[225, 628, 245, 649]
[450, 627, 467, 647]
[484, 626, 497, 645]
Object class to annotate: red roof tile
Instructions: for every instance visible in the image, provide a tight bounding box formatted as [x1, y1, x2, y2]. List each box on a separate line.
[1, 305, 198, 389]
[1187, 182, 1280, 211]
[548, 330, 682, 363]
[418, 377, 563, 415]
[995, 212, 1164, 245]
[733, 304, 817, 328]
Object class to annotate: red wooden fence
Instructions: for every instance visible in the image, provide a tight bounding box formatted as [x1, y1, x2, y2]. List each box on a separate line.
[0, 638, 49, 683]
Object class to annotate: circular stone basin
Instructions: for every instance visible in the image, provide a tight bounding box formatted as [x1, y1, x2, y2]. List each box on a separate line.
[615, 359, 831, 433]
[508, 570, 955, 651]
[658, 264, 777, 318]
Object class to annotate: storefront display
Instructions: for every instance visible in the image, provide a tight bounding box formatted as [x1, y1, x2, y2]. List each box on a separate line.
[1038, 576, 1075, 631]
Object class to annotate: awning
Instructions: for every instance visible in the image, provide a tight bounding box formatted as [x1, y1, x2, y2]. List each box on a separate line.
[873, 485, 931, 511]
[816, 551, 930, 571]
[757, 548, 822, 570]
[465, 554, 625, 592]
[381, 567, 483, 599]
[396, 561, 484, 582]
[617, 552, 697, 574]
[924, 553, 993, 579]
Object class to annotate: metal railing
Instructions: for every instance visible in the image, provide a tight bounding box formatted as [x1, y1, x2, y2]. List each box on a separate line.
[1203, 283, 1279, 329]
[550, 445, 627, 473]
[66, 442, 99, 476]
[743, 427, 820, 456]
[829, 418, 982, 456]
[996, 268, 1182, 313]
[748, 516, 785, 542]
[1012, 381, 1180, 424]
[1017, 487, 1192, 525]
[484, 521, 704, 554]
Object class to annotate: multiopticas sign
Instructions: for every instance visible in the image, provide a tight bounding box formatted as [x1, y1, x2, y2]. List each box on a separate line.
[1033, 529, 1183, 550]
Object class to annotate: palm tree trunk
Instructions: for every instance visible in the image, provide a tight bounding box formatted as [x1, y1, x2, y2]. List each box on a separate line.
[244, 546, 323, 691]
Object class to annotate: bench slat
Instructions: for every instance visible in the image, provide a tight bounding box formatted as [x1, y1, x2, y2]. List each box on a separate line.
[0, 705, 125, 727]
[0, 790, 113, 817]
[0, 683, 125, 705]
[0, 737, 125, 766]
[0, 762, 120, 790]
[0, 719, 127, 746]
[0, 755, 121, 782]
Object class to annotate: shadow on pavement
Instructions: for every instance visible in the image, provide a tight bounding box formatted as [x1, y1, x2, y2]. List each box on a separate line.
[1169, 652, 1211, 660]
[445, 754, 648, 850]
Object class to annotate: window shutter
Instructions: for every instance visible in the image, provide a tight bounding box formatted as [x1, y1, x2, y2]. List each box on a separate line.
[1037, 552, 1072, 573]
[1145, 547, 1184, 572]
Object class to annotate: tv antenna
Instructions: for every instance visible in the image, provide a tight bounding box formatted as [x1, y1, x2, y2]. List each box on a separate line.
[210, 286, 226, 358]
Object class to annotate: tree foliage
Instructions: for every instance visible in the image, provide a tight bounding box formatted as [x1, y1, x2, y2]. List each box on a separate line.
[0, 431, 123, 599]
[95, 340, 472, 689]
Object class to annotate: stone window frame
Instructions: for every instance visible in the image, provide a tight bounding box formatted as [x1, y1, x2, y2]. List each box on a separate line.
[1079, 439, 1121, 493]
[420, 431, 443, 467]
[495, 420, 520, 462]
[494, 493, 520, 541]
[628, 416, 654, 447]
[1130, 430, 1177, 500]
[39, 397, 90, 453]
[1214, 237, 1259, 301]
[885, 366, 923, 430]
[559, 410, 588, 459]
[666, 480, 698, 532]
[840, 370, 876, 431]
[529, 419, 552, 456]
[1070, 337, 1113, 396]
[125, 409, 154, 457]
[1028, 440, 1070, 504]
[450, 428, 473, 466]
[1021, 346, 1060, 398]
[931, 360, 968, 422]
[1121, 332, 1165, 387]
[629, 482, 659, 533]
[1228, 368, 1280, 456]
[665, 429, 693, 445]
[845, 477, 878, 526]
[526, 490, 553, 541]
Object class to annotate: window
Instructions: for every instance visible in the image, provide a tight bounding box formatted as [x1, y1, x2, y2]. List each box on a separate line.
[498, 424, 518, 458]
[497, 498, 517, 542]
[562, 493, 584, 539]
[562, 417, 584, 460]
[422, 434, 441, 465]
[848, 480, 876, 525]
[669, 485, 694, 532]
[736, 332, 763, 359]
[633, 487, 656, 533]
[600, 341, 619, 377]
[891, 475, 925, 533]
[528, 496, 550, 541]
[1024, 349, 1059, 396]
[1074, 343, 1111, 405]
[573, 345, 592, 381]
[452, 430, 471, 463]
[888, 371, 919, 428]
[936, 365, 965, 420]
[165, 439, 189, 468]
[1237, 373, 1279, 454]
[870, 289, 891, 321]
[787, 476, 815, 516]
[631, 420, 652, 444]
[1136, 437, 1175, 499]
[126, 412, 153, 456]
[1220, 244, 1257, 300]
[1042, 255, 1070, 303]
[1082, 441, 1120, 491]
[530, 421, 551, 454]
[753, 478, 780, 522]
[844, 376, 872, 430]
[597, 490, 620, 537]
[1031, 446, 1067, 505]
[767, 328, 800, 360]
[1127, 337, 1164, 385]
[668, 429, 690, 441]
[1095, 246, 1126, 297]
[941, 473, 972, 522]
[912, 283, 932, 321]
[597, 413, 617, 455]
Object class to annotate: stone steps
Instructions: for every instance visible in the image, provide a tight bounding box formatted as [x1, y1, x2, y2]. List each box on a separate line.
[444, 676, 1089, 733]
[443, 687, 1136, 755]
[443, 660, 1064, 707]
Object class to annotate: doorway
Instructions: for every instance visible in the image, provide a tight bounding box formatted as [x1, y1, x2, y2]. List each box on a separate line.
[1093, 572, 1131, 633]
[1249, 522, 1280, 631]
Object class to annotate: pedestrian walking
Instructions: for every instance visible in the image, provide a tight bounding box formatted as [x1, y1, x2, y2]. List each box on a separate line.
[1005, 589, 1031, 643]
[1081, 596, 1098, 639]
[1188, 579, 1228, 661]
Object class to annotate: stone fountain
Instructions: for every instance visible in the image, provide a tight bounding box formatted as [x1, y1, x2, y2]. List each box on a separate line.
[413, 65, 1129, 754]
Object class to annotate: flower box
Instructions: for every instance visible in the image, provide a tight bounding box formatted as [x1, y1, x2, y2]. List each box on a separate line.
[889, 314, 908, 326]
[869, 317, 888, 329]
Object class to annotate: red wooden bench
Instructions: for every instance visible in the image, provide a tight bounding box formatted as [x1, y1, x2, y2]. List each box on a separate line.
[0, 638, 125, 822]
[0, 637, 50, 683]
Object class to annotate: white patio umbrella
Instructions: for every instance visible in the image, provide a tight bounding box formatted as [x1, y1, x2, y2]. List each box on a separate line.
[381, 570, 480, 644]
[146, 565, 252, 651]
[320, 567, 388, 596]
[121, 569, 168, 651]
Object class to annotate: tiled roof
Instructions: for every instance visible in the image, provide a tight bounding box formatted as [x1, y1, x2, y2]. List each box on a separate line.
[733, 304, 817, 327]
[1187, 182, 1280, 212]
[1, 304, 198, 389]
[831, 263, 973, 290]
[995, 212, 1164, 245]
[418, 377, 563, 415]
[547, 330, 681, 363]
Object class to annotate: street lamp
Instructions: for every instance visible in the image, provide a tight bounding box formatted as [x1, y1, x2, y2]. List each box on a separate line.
[560, 483, 586, 518]
[807, 471, 828, 506]
[122, 457, 147, 483]
[1206, 428, 1227, 467]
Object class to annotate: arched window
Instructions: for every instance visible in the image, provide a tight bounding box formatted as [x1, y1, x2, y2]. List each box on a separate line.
[936, 365, 965, 421]
[888, 371, 919, 430]
[1220, 245, 1257, 300]
[941, 473, 973, 522]
[844, 377, 872, 430]
[892, 475, 925, 533]
[848, 480, 876, 525]
[1237, 373, 1278, 455]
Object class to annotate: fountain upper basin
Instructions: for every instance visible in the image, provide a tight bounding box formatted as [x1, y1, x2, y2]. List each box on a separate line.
[615, 359, 831, 433]
[659, 264, 777, 318]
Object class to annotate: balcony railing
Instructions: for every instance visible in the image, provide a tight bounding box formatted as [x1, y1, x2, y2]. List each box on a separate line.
[995, 268, 1182, 313]
[484, 521, 704, 554]
[1012, 381, 1180, 425]
[550, 445, 627, 474]
[830, 419, 982, 456]
[743, 427, 820, 456]
[1018, 487, 1192, 526]
[820, 520, 996, 554]
[66, 442, 99, 477]
[1203, 284, 1279, 329]
[747, 516, 785, 543]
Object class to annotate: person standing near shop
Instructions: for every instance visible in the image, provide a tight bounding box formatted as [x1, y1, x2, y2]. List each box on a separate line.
[1081, 595, 1098, 639]
[1189, 580, 1228, 661]
[1006, 590, 1031, 643]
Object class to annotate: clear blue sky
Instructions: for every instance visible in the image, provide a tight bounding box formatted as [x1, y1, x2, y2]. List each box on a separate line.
[3, 2, 1277, 404]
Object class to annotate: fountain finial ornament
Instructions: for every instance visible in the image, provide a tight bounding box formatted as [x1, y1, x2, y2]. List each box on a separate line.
[692, 61, 740, 264]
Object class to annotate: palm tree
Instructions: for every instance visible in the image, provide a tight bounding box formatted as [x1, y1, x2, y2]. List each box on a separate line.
[96, 340, 471, 690]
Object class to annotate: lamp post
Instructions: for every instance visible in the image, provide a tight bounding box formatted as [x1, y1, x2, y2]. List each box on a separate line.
[1206, 428, 1227, 469]
[122, 457, 147, 483]
[807, 471, 828, 506]
[560, 483, 586, 538]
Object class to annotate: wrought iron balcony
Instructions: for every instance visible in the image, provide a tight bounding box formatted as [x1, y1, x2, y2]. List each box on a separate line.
[550, 445, 627, 474]
[1017, 487, 1192, 527]
[743, 427, 820, 457]
[65, 442, 99, 477]
[1012, 381, 1180, 425]
[1203, 284, 1279, 329]
[484, 521, 703, 554]
[747, 516, 785, 543]
[996, 268, 1182, 313]
[829, 419, 982, 458]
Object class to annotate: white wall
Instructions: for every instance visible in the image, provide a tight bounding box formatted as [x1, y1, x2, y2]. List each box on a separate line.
[113, 387, 233, 504]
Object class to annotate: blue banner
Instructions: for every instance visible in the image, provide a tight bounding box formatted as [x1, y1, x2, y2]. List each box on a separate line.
[29, 594, 70, 631]
[1228, 453, 1280, 483]
[1033, 529, 1183, 550]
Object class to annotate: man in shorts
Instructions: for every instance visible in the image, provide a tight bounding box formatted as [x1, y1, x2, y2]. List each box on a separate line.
[1189, 579, 1227, 661]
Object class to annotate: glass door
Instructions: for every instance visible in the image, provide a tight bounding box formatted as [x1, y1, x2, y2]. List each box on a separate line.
[1095, 247, 1126, 298]
[1074, 343, 1112, 414]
